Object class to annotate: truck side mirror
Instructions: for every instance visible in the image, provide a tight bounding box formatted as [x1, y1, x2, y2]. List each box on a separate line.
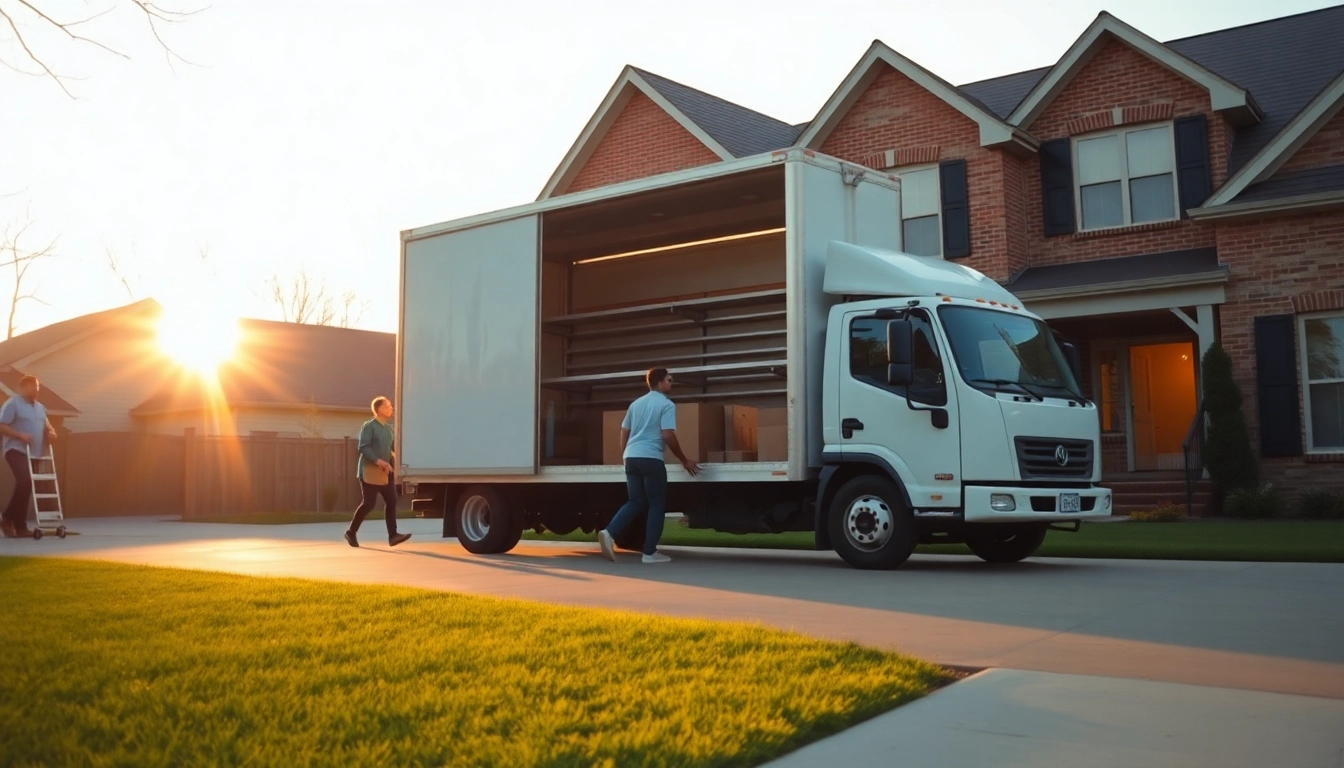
[1060, 341, 1083, 385]
[886, 319, 913, 386]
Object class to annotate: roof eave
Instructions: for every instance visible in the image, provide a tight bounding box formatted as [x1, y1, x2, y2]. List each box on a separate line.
[1012, 267, 1231, 302]
[1009, 12, 1260, 129]
[1188, 191, 1344, 221]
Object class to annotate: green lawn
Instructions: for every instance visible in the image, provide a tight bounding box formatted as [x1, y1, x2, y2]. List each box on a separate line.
[524, 520, 1344, 563]
[181, 510, 417, 525]
[0, 558, 948, 767]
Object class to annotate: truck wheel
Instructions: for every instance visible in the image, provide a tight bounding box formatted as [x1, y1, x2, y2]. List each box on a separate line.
[828, 476, 916, 570]
[965, 524, 1048, 563]
[453, 485, 523, 555]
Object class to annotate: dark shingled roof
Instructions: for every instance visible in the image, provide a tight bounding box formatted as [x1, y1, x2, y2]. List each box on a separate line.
[1007, 248, 1226, 294]
[958, 6, 1344, 176]
[132, 320, 394, 415]
[634, 68, 803, 158]
[1235, 164, 1344, 203]
[0, 299, 161, 368]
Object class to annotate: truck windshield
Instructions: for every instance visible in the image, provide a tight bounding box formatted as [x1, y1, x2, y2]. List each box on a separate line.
[937, 305, 1083, 399]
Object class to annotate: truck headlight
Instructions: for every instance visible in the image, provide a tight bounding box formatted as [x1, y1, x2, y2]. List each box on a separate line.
[990, 494, 1016, 512]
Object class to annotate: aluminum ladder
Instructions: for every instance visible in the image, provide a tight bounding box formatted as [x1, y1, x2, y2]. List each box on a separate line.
[28, 444, 67, 540]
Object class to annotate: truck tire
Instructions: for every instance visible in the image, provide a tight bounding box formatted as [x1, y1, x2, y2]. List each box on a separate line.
[965, 524, 1048, 563]
[453, 485, 523, 555]
[828, 476, 916, 570]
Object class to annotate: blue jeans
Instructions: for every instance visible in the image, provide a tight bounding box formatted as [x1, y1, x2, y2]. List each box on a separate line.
[606, 458, 668, 556]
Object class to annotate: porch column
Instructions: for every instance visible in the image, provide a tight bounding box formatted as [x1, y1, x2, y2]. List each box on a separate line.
[1170, 305, 1216, 365]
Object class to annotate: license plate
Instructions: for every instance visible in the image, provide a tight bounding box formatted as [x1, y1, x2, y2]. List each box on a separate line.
[1060, 493, 1081, 513]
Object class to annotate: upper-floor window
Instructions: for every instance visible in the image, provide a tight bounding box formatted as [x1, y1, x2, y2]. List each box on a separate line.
[1301, 313, 1344, 451]
[1074, 124, 1177, 230]
[893, 166, 941, 258]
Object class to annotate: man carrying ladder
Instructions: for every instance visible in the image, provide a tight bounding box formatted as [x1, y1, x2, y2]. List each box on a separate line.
[0, 375, 57, 539]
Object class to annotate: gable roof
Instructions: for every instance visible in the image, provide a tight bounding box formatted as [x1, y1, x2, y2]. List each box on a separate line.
[961, 5, 1344, 178]
[0, 365, 80, 416]
[131, 320, 394, 416]
[0, 298, 161, 369]
[540, 67, 748, 200]
[633, 69, 802, 159]
[1007, 12, 1261, 129]
[798, 41, 1038, 154]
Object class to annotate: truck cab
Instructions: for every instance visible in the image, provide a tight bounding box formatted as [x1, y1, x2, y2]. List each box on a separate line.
[816, 241, 1111, 569]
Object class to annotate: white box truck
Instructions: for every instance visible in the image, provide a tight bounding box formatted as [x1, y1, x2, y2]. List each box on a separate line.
[398, 148, 1112, 570]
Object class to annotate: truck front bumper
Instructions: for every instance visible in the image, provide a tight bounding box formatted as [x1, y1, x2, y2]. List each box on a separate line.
[963, 485, 1112, 523]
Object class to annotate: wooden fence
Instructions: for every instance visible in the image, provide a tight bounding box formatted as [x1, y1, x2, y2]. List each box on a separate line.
[0, 431, 366, 518]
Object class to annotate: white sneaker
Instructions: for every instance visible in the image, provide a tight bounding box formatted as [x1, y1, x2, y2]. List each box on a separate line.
[642, 552, 671, 564]
[597, 530, 616, 562]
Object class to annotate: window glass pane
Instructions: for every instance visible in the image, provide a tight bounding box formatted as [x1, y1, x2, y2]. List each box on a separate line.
[850, 319, 887, 384]
[1130, 173, 1176, 223]
[850, 314, 947, 405]
[1305, 317, 1344, 380]
[1076, 134, 1121, 185]
[900, 167, 940, 218]
[903, 215, 941, 257]
[1080, 181, 1123, 229]
[1308, 382, 1344, 449]
[1126, 126, 1174, 177]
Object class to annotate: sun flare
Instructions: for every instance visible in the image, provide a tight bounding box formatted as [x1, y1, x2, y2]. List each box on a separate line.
[157, 305, 241, 374]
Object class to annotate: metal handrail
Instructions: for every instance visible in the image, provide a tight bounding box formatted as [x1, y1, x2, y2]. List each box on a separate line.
[1181, 398, 1207, 515]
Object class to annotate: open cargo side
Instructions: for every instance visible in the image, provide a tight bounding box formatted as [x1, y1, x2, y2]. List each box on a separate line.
[398, 150, 901, 491]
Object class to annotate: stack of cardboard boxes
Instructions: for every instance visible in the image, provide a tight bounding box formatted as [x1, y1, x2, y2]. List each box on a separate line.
[601, 403, 786, 465]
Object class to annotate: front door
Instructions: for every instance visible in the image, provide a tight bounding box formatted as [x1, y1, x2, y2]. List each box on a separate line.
[838, 309, 962, 508]
[1127, 342, 1198, 472]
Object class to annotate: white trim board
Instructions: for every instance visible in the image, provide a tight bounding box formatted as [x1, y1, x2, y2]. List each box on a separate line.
[537, 67, 735, 201]
[1199, 71, 1344, 209]
[798, 41, 1037, 153]
[1023, 282, 1227, 321]
[1009, 12, 1260, 129]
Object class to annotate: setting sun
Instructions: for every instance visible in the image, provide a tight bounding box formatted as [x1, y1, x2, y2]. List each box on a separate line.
[157, 305, 242, 374]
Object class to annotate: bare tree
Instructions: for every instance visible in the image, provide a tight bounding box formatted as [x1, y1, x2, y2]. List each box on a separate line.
[1, 210, 57, 339]
[264, 268, 367, 328]
[0, 0, 204, 97]
[104, 242, 140, 300]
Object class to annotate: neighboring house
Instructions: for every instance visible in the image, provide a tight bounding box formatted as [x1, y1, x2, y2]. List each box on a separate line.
[0, 299, 394, 440]
[0, 365, 81, 434]
[132, 320, 394, 439]
[537, 7, 1344, 499]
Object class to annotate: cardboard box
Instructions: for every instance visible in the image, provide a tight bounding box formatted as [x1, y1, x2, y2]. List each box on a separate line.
[707, 450, 757, 463]
[602, 410, 626, 465]
[664, 402, 725, 464]
[757, 425, 788, 462]
[724, 405, 758, 452]
[757, 407, 787, 427]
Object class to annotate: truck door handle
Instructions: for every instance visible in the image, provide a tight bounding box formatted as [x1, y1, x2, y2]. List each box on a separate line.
[842, 418, 864, 439]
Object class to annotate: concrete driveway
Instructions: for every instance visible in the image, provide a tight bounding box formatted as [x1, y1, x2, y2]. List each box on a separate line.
[6, 516, 1344, 766]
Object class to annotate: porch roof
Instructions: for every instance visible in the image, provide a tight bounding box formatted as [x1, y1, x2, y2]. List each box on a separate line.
[1008, 248, 1229, 321]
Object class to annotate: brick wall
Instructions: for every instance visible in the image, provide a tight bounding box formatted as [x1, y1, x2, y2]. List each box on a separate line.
[1022, 40, 1224, 267]
[1214, 209, 1344, 493]
[1276, 108, 1344, 175]
[567, 91, 721, 193]
[817, 66, 1018, 280]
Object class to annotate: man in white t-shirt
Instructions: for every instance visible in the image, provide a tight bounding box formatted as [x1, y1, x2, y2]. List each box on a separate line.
[598, 368, 700, 564]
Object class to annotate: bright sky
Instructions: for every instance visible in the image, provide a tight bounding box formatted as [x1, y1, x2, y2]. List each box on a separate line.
[2, 0, 1335, 336]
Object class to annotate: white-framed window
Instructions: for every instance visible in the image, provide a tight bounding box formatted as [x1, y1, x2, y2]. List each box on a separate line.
[891, 166, 941, 258]
[1074, 124, 1177, 231]
[1301, 312, 1344, 451]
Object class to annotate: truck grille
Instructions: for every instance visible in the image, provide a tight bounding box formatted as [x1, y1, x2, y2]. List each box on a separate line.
[1015, 437, 1094, 480]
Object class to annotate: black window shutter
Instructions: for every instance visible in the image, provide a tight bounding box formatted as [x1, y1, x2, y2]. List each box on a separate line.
[1174, 114, 1212, 217]
[939, 159, 971, 259]
[1254, 314, 1303, 457]
[1039, 138, 1075, 236]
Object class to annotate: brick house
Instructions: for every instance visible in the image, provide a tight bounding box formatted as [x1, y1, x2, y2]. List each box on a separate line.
[538, 7, 1344, 510]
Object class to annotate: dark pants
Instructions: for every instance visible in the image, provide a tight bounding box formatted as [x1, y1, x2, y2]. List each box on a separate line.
[349, 477, 399, 536]
[4, 450, 35, 529]
[606, 458, 668, 556]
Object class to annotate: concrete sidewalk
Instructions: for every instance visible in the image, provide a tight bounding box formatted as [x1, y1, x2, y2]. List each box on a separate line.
[764, 669, 1344, 768]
